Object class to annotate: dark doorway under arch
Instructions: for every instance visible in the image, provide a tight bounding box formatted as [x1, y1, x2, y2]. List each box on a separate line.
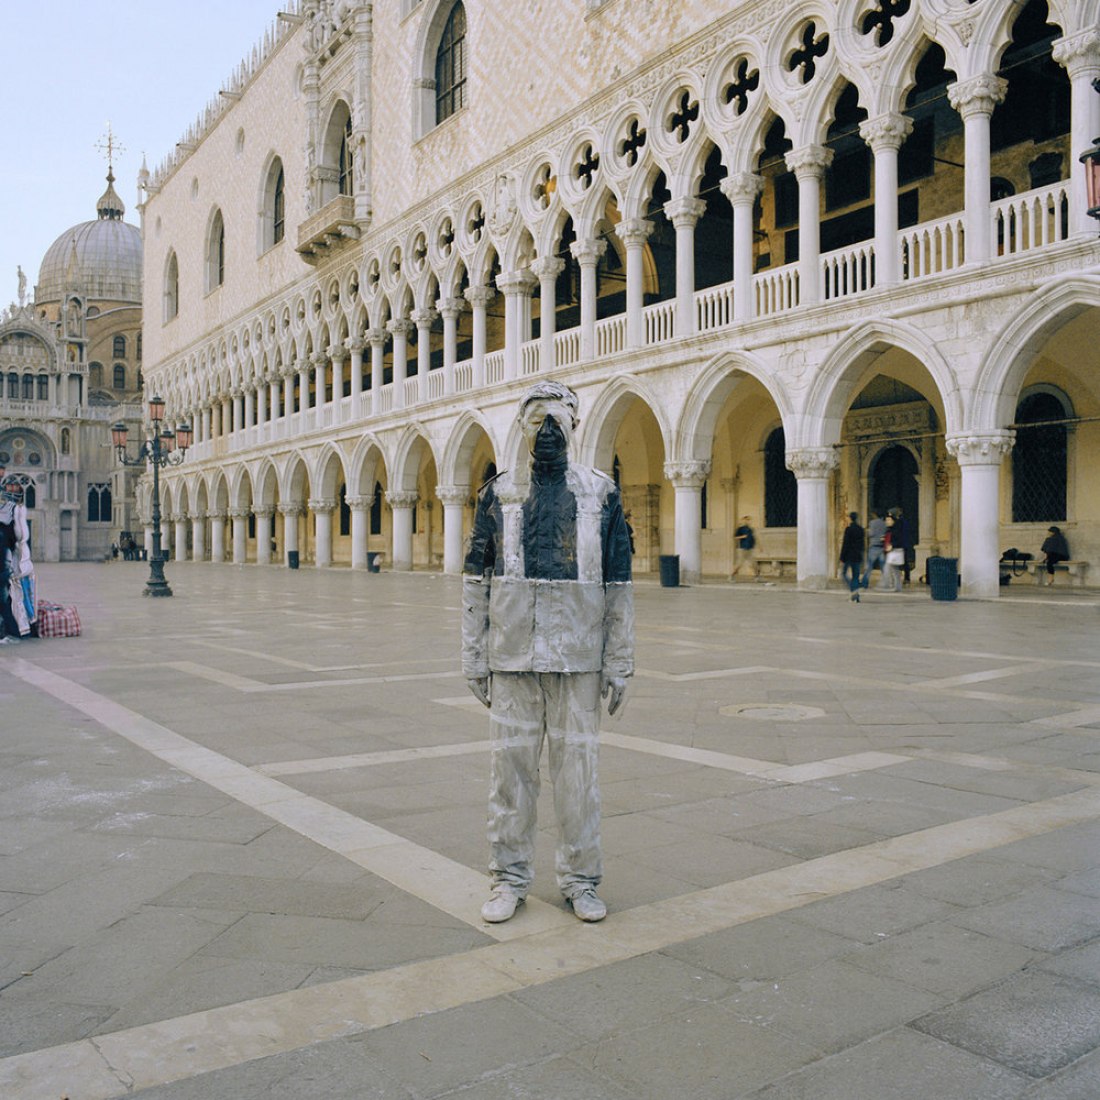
[871, 445, 919, 546]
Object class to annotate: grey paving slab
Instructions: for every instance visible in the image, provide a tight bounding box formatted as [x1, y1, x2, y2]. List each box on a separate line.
[740, 1027, 1031, 1100]
[913, 971, 1100, 1078]
[3, 563, 1100, 1099]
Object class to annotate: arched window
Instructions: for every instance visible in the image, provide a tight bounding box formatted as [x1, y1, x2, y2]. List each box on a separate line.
[87, 483, 112, 523]
[435, 2, 467, 124]
[1013, 390, 1068, 522]
[22, 374, 33, 400]
[113, 335, 126, 358]
[164, 251, 179, 321]
[6, 371, 17, 398]
[260, 158, 286, 252]
[206, 209, 225, 292]
[113, 364, 126, 389]
[764, 427, 797, 527]
[36, 374, 48, 400]
[24, 482, 36, 509]
[89, 362, 103, 387]
[339, 116, 354, 196]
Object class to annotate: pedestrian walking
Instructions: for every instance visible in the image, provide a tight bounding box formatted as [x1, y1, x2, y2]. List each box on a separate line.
[839, 512, 865, 602]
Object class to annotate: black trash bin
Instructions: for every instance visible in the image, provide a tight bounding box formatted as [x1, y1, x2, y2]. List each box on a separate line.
[659, 554, 680, 588]
[928, 556, 958, 601]
[367, 551, 381, 573]
[287, 550, 299, 570]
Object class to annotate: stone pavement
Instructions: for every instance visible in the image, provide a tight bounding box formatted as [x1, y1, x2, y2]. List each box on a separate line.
[1, 561, 1099, 1099]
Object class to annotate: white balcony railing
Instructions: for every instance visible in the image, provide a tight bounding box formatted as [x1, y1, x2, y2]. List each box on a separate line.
[694, 285, 733, 334]
[454, 358, 473, 392]
[484, 349, 505, 385]
[993, 180, 1071, 256]
[428, 368, 446, 400]
[555, 328, 582, 367]
[595, 314, 626, 358]
[899, 213, 966, 281]
[520, 339, 541, 376]
[645, 299, 677, 344]
[823, 242, 875, 302]
[754, 265, 799, 317]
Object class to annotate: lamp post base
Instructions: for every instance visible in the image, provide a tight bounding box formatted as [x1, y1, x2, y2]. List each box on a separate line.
[144, 553, 174, 597]
[143, 581, 174, 597]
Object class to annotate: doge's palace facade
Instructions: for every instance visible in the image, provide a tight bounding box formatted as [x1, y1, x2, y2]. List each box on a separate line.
[141, 0, 1100, 598]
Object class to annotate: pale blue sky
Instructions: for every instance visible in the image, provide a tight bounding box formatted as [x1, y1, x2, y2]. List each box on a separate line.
[1, 2, 285, 307]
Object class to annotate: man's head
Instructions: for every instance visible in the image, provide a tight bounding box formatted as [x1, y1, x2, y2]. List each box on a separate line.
[849, 512, 859, 523]
[519, 381, 579, 461]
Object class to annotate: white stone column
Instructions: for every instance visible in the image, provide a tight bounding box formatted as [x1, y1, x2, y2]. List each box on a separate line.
[328, 345, 347, 422]
[347, 495, 369, 568]
[436, 485, 468, 575]
[310, 498, 335, 567]
[366, 327, 386, 403]
[615, 219, 653, 348]
[946, 431, 1014, 599]
[785, 145, 833, 305]
[571, 239, 606, 361]
[721, 173, 764, 323]
[948, 74, 1007, 266]
[437, 297, 465, 393]
[230, 391, 243, 434]
[346, 336, 365, 419]
[787, 447, 840, 590]
[244, 388, 256, 431]
[529, 258, 563, 371]
[665, 198, 706, 337]
[210, 513, 227, 563]
[173, 515, 188, 561]
[200, 404, 211, 443]
[230, 508, 248, 564]
[279, 504, 303, 565]
[497, 272, 534, 381]
[255, 508, 274, 565]
[1053, 31, 1100, 238]
[388, 318, 412, 408]
[859, 113, 913, 287]
[387, 489, 418, 571]
[465, 285, 493, 389]
[411, 308, 437, 401]
[283, 367, 295, 419]
[311, 352, 328, 412]
[270, 375, 281, 421]
[664, 460, 710, 586]
[297, 359, 311, 416]
[191, 512, 206, 561]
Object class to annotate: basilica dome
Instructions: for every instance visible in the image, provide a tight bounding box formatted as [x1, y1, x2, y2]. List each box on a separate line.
[36, 171, 142, 305]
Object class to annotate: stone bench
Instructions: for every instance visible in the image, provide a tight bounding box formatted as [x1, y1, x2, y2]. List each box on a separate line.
[755, 556, 798, 578]
[1025, 559, 1089, 586]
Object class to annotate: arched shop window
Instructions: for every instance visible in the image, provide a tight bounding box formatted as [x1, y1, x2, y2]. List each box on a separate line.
[1013, 390, 1068, 522]
[764, 427, 797, 527]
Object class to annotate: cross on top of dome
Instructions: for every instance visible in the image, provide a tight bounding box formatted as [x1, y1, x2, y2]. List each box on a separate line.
[94, 123, 126, 221]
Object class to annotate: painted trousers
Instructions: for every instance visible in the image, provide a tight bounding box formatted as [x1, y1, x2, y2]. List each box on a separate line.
[488, 670, 602, 900]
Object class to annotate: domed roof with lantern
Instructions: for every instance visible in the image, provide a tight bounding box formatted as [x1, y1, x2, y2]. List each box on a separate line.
[35, 168, 142, 305]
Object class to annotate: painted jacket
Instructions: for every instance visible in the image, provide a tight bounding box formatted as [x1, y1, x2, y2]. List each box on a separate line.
[461, 460, 634, 678]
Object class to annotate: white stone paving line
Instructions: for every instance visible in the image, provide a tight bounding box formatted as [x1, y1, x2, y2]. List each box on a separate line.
[3, 780, 1099, 1099]
[5, 658, 573, 944]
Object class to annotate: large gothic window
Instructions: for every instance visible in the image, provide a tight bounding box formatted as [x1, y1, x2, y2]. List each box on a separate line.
[435, 3, 467, 124]
[339, 116, 354, 196]
[260, 158, 286, 252]
[1013, 390, 1068, 522]
[113, 335, 126, 358]
[206, 209, 226, 292]
[87, 483, 112, 523]
[764, 427, 797, 527]
[164, 252, 179, 322]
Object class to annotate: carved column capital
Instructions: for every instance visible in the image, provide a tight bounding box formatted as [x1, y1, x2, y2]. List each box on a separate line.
[945, 431, 1015, 465]
[720, 172, 764, 205]
[663, 197, 706, 228]
[410, 307, 439, 328]
[1053, 30, 1100, 76]
[947, 74, 1008, 119]
[279, 503, 306, 518]
[253, 506, 275, 519]
[344, 495, 369, 510]
[436, 484, 469, 507]
[786, 447, 840, 477]
[228, 507, 251, 520]
[189, 510, 206, 522]
[570, 238, 608, 266]
[436, 296, 466, 318]
[530, 256, 565, 282]
[785, 144, 833, 179]
[386, 489, 419, 509]
[858, 112, 914, 153]
[310, 352, 328, 369]
[663, 460, 711, 488]
[496, 270, 538, 296]
[344, 336, 366, 355]
[464, 284, 496, 307]
[327, 343, 348, 362]
[364, 326, 388, 347]
[386, 318, 414, 338]
[308, 497, 337, 513]
[615, 217, 655, 246]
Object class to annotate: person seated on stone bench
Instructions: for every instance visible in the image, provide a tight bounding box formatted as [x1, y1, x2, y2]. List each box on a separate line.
[1040, 526, 1070, 587]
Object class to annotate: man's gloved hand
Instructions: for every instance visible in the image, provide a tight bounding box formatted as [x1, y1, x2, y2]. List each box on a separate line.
[600, 674, 628, 717]
[467, 676, 491, 708]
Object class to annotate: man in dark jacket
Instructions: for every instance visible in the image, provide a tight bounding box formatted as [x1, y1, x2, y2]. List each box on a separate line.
[839, 512, 865, 602]
[462, 381, 634, 924]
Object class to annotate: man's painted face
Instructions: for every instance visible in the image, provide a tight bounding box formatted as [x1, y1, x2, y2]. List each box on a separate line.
[521, 398, 575, 458]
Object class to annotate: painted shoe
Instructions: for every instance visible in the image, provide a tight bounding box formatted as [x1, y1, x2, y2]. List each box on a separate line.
[569, 889, 607, 922]
[480, 888, 522, 923]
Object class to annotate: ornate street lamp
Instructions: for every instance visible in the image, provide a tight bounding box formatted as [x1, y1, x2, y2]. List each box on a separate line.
[111, 396, 191, 597]
[1081, 78, 1100, 230]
